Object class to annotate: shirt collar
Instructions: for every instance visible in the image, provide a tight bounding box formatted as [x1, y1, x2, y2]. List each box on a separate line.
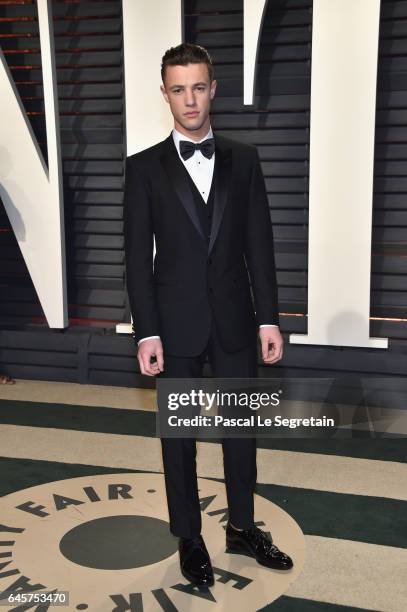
[172, 126, 213, 155]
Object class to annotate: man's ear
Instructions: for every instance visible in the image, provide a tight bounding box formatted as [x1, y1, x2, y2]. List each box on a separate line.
[210, 79, 217, 100]
[160, 84, 169, 103]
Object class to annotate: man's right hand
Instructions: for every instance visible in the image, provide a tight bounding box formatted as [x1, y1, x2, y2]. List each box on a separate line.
[137, 338, 164, 376]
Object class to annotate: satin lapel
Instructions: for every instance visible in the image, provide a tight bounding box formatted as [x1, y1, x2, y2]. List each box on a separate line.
[209, 139, 232, 255]
[159, 136, 206, 242]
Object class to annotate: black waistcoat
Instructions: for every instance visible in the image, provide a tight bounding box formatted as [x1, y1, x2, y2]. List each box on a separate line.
[184, 162, 216, 247]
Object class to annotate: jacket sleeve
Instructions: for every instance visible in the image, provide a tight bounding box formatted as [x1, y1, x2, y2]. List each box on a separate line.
[244, 148, 280, 327]
[123, 156, 160, 344]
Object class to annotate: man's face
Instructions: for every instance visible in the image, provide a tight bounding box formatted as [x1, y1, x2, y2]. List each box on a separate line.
[160, 62, 217, 134]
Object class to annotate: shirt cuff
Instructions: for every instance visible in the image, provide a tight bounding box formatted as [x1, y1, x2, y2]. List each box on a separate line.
[259, 324, 278, 328]
[137, 335, 161, 345]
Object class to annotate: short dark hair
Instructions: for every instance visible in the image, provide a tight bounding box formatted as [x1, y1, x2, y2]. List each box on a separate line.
[161, 43, 214, 83]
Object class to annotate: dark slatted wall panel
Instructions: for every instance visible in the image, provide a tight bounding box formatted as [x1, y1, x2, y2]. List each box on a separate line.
[186, 0, 312, 339]
[373, 0, 407, 326]
[0, 0, 406, 385]
[0, 0, 125, 329]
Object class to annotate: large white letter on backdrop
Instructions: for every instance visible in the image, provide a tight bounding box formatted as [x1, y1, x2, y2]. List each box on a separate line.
[0, 0, 67, 327]
[244, 0, 387, 349]
[116, 0, 182, 336]
[290, 0, 387, 348]
[121, 0, 183, 156]
[244, 0, 267, 106]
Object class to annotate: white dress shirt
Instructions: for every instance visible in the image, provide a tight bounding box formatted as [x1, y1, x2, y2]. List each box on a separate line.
[172, 127, 215, 203]
[137, 127, 277, 345]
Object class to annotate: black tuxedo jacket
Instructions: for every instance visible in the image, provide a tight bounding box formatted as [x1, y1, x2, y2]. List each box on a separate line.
[123, 132, 279, 357]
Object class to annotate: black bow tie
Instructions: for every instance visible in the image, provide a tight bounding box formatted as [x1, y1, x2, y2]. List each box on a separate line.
[179, 138, 215, 161]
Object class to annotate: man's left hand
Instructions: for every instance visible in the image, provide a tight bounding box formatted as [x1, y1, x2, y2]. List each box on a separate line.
[259, 326, 283, 364]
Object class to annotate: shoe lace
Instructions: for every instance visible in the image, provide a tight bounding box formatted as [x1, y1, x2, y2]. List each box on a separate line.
[190, 537, 206, 552]
[180, 536, 209, 567]
[250, 526, 281, 555]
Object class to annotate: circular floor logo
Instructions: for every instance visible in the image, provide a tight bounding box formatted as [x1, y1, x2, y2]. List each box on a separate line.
[0, 473, 305, 610]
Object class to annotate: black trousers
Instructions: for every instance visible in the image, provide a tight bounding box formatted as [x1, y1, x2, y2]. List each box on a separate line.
[158, 318, 258, 539]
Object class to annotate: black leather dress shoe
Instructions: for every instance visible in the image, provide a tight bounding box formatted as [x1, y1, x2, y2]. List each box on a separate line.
[179, 535, 214, 586]
[225, 522, 293, 570]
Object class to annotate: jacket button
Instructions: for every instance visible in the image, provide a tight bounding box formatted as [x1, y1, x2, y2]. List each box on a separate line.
[209, 287, 214, 295]
[208, 257, 212, 265]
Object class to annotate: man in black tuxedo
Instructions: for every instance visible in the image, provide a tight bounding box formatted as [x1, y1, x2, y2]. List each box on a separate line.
[124, 43, 293, 586]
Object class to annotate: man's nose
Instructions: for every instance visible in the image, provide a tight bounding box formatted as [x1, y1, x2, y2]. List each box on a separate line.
[185, 89, 196, 106]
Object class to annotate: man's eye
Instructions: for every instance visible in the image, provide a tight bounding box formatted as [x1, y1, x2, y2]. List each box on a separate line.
[196, 86, 205, 91]
[173, 89, 182, 94]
